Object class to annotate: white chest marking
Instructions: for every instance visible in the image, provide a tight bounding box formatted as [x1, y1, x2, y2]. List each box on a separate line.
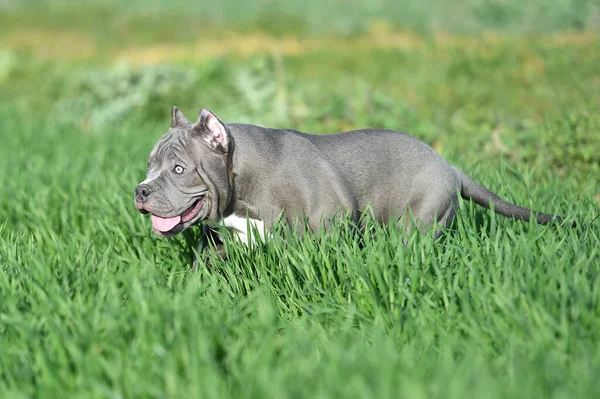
[221, 214, 266, 246]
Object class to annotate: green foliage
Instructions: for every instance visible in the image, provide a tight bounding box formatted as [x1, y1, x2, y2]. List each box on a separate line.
[0, 111, 598, 397]
[55, 63, 198, 129]
[0, 50, 18, 84]
[2, 0, 600, 37]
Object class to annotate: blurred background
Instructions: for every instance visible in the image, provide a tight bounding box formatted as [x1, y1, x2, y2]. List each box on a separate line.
[1, 0, 599, 179]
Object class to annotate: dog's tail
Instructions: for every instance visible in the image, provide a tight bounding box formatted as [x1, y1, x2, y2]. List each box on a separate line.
[453, 167, 574, 227]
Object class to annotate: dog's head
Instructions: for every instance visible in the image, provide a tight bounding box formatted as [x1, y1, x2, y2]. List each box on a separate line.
[134, 107, 232, 237]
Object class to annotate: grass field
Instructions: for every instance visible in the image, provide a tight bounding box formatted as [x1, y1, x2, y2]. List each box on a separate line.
[1, 1, 600, 398]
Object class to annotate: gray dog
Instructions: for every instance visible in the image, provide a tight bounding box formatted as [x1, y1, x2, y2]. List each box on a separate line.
[135, 107, 567, 260]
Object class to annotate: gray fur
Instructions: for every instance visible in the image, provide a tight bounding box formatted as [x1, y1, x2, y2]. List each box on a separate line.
[135, 107, 566, 243]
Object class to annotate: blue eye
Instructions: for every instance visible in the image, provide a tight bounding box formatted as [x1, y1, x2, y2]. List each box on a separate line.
[173, 165, 185, 174]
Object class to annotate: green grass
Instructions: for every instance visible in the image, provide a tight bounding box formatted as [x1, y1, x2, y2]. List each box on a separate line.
[1, 3, 600, 397]
[0, 113, 598, 397]
[2, 0, 600, 39]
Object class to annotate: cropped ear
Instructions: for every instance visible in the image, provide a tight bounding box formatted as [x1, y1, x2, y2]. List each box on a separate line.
[191, 109, 229, 153]
[170, 106, 189, 127]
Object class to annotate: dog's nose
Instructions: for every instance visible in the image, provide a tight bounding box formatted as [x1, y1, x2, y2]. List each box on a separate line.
[135, 184, 153, 203]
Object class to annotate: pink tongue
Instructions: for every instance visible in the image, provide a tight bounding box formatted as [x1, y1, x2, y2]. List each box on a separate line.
[151, 214, 181, 232]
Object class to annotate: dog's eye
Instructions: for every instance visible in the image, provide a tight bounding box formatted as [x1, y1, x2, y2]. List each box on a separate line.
[173, 165, 185, 174]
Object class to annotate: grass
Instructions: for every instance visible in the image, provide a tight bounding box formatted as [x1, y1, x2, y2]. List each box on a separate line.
[2, 0, 600, 39]
[1, 116, 598, 398]
[1, 2, 600, 398]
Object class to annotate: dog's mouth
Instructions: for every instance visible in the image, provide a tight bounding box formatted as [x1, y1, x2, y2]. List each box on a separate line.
[150, 197, 205, 234]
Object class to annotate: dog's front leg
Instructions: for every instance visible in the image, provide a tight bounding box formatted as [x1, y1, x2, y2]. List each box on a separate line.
[192, 224, 227, 272]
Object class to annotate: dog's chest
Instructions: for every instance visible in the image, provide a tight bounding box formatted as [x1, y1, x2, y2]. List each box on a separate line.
[221, 214, 266, 245]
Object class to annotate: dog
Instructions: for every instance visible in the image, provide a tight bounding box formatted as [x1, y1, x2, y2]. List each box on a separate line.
[134, 107, 568, 263]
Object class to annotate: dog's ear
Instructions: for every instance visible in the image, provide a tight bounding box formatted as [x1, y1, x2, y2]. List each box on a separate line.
[171, 106, 189, 127]
[192, 109, 229, 153]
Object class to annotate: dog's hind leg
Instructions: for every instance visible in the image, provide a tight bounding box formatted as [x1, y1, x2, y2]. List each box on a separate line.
[398, 192, 458, 242]
[434, 199, 457, 239]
